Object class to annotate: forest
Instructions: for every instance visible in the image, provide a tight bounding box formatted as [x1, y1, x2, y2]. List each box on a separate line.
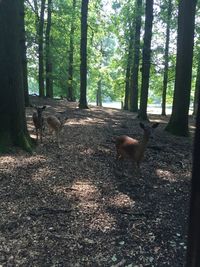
[0, 0, 200, 266]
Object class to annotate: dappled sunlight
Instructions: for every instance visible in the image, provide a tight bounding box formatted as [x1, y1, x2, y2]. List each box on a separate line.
[31, 166, 53, 182]
[156, 168, 176, 181]
[72, 180, 99, 199]
[108, 192, 135, 208]
[89, 212, 117, 233]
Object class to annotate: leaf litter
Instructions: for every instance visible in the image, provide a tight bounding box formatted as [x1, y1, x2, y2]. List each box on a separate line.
[0, 96, 194, 266]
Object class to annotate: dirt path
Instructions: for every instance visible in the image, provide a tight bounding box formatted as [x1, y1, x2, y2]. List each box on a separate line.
[0, 97, 194, 266]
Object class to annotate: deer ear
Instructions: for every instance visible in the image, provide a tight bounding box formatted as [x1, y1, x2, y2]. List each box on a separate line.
[139, 122, 145, 129]
[152, 122, 159, 128]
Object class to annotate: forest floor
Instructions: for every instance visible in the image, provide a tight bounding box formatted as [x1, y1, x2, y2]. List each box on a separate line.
[0, 96, 195, 267]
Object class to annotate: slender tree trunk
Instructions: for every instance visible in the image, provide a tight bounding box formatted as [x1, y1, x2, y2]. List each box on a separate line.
[19, 0, 29, 107]
[186, 83, 200, 266]
[79, 0, 89, 109]
[0, 0, 32, 152]
[67, 0, 76, 101]
[130, 0, 142, 112]
[124, 46, 132, 110]
[161, 0, 172, 116]
[96, 78, 102, 107]
[46, 0, 53, 98]
[193, 54, 200, 117]
[138, 0, 154, 120]
[38, 0, 46, 97]
[165, 0, 197, 136]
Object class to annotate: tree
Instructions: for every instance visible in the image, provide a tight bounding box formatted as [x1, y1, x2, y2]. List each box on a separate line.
[38, 0, 46, 97]
[67, 0, 77, 101]
[161, 0, 172, 116]
[19, 0, 29, 107]
[165, 0, 197, 136]
[124, 31, 133, 110]
[79, 0, 89, 109]
[186, 86, 200, 266]
[0, 0, 32, 152]
[193, 52, 200, 117]
[138, 0, 154, 120]
[130, 0, 142, 112]
[45, 0, 53, 98]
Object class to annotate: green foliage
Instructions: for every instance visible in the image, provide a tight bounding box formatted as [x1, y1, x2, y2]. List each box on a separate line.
[24, 0, 198, 108]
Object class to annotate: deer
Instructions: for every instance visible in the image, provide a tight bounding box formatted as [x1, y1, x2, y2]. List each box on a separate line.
[115, 122, 159, 175]
[46, 114, 68, 148]
[32, 105, 46, 142]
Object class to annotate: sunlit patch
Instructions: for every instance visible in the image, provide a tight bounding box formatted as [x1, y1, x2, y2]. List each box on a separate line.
[108, 193, 135, 208]
[72, 180, 98, 198]
[31, 167, 53, 181]
[156, 169, 175, 181]
[89, 212, 116, 232]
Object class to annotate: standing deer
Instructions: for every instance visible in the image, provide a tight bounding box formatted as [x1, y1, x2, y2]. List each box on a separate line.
[32, 105, 46, 142]
[115, 122, 159, 173]
[46, 115, 68, 148]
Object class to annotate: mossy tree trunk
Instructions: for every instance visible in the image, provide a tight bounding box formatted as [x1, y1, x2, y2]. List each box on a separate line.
[0, 0, 32, 152]
[138, 0, 154, 121]
[79, 0, 89, 109]
[165, 0, 197, 136]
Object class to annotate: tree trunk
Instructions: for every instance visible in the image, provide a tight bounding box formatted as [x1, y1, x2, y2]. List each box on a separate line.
[165, 0, 197, 136]
[45, 0, 53, 98]
[67, 0, 76, 102]
[124, 48, 132, 110]
[79, 0, 89, 109]
[186, 81, 200, 266]
[96, 79, 102, 107]
[130, 0, 142, 112]
[193, 53, 200, 117]
[161, 0, 172, 116]
[138, 0, 154, 120]
[19, 0, 29, 107]
[38, 0, 46, 97]
[0, 0, 32, 152]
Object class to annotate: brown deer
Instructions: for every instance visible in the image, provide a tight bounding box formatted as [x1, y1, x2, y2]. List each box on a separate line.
[46, 115, 68, 148]
[115, 122, 159, 173]
[32, 105, 46, 142]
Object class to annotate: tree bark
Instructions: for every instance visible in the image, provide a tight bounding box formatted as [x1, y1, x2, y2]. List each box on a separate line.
[38, 0, 46, 97]
[45, 0, 53, 98]
[165, 0, 197, 136]
[193, 53, 200, 117]
[124, 47, 132, 110]
[79, 0, 89, 109]
[138, 0, 154, 120]
[19, 0, 29, 107]
[0, 0, 32, 152]
[130, 0, 142, 112]
[186, 77, 200, 266]
[161, 0, 172, 116]
[96, 78, 102, 107]
[67, 0, 76, 101]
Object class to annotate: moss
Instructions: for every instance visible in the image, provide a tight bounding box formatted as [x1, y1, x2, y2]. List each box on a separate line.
[16, 132, 33, 153]
[0, 131, 34, 154]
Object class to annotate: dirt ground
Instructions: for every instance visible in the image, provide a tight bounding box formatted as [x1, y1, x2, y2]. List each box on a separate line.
[0, 96, 194, 267]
